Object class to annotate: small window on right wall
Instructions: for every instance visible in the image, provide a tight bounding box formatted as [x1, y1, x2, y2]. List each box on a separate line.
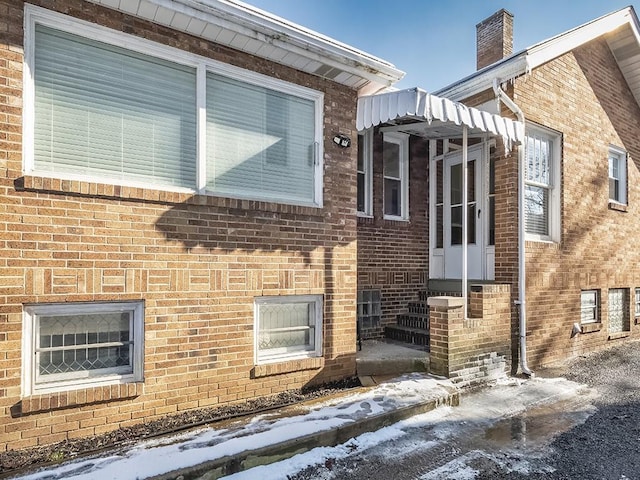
[635, 288, 640, 320]
[580, 290, 599, 324]
[608, 146, 627, 206]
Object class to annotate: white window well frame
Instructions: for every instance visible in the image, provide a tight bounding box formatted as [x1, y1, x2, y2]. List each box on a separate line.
[22, 301, 144, 396]
[254, 295, 323, 364]
[357, 129, 373, 217]
[382, 132, 409, 221]
[580, 290, 599, 324]
[608, 145, 627, 206]
[22, 4, 324, 208]
[524, 124, 561, 243]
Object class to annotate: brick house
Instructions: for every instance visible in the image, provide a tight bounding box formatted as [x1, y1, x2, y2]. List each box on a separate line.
[357, 7, 640, 374]
[3, 0, 637, 454]
[0, 0, 411, 451]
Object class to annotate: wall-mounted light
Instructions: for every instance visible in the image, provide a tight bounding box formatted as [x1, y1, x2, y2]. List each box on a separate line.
[332, 133, 351, 148]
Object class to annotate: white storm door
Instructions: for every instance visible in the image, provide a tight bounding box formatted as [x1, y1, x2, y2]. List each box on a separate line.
[443, 149, 484, 279]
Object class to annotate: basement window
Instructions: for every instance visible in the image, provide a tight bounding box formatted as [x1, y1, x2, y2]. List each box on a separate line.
[357, 290, 381, 330]
[255, 295, 323, 364]
[580, 290, 599, 324]
[23, 302, 144, 396]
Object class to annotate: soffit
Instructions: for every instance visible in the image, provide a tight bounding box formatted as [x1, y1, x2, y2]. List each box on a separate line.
[86, 0, 404, 94]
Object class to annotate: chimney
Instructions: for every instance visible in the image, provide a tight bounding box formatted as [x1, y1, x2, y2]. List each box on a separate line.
[476, 9, 513, 70]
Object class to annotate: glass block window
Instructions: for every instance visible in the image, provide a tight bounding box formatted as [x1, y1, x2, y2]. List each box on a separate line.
[255, 295, 322, 363]
[357, 290, 381, 330]
[24, 302, 144, 395]
[609, 288, 629, 334]
[580, 290, 599, 324]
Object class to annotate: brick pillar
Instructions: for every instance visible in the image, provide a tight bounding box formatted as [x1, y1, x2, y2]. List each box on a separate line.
[476, 9, 514, 70]
[427, 296, 464, 377]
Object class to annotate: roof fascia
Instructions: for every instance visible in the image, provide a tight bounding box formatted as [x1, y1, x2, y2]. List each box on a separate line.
[149, 0, 405, 88]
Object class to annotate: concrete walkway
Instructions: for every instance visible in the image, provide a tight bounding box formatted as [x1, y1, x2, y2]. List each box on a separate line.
[356, 339, 429, 377]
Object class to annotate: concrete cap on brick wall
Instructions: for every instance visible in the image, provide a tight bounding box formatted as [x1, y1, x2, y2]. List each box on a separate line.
[427, 296, 465, 308]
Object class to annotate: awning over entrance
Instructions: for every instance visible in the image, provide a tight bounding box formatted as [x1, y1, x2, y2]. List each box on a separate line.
[356, 87, 524, 147]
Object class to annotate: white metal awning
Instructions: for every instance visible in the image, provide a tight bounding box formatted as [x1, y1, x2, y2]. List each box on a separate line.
[356, 87, 524, 146]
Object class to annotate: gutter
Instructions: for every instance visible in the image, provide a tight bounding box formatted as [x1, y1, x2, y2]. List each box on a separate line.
[492, 78, 534, 377]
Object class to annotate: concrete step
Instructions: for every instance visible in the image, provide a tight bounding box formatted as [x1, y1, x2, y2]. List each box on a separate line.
[356, 340, 429, 376]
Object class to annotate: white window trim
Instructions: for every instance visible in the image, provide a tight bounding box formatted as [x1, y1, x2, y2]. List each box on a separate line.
[254, 295, 323, 365]
[635, 287, 640, 317]
[524, 124, 561, 243]
[357, 129, 373, 217]
[383, 132, 409, 221]
[580, 290, 599, 325]
[608, 145, 627, 206]
[23, 4, 324, 208]
[22, 301, 144, 396]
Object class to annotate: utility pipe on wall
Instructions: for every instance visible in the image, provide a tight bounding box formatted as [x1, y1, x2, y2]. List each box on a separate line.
[492, 78, 533, 377]
[462, 125, 468, 319]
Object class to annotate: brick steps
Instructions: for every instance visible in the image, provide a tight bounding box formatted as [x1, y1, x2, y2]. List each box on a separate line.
[384, 296, 431, 349]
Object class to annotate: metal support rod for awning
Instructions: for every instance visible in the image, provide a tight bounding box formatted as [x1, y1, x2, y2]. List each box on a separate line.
[462, 125, 468, 319]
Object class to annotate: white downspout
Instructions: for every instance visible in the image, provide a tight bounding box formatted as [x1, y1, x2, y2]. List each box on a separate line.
[492, 78, 533, 377]
[462, 125, 468, 319]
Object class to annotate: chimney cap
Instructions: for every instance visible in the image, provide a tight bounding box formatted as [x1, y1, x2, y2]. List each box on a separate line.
[476, 8, 514, 29]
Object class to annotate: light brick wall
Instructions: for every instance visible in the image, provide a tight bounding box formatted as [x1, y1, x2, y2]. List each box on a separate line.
[0, 0, 358, 451]
[512, 37, 640, 368]
[357, 130, 429, 338]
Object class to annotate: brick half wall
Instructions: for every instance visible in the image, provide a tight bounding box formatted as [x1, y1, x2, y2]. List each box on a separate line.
[428, 284, 512, 388]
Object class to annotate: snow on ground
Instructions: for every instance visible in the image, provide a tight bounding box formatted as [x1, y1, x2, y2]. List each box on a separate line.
[10, 374, 454, 480]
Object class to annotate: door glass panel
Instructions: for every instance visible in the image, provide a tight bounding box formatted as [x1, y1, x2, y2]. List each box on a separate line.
[435, 160, 444, 248]
[449, 160, 477, 246]
[451, 205, 462, 245]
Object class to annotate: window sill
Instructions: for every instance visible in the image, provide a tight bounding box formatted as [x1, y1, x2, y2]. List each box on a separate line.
[580, 323, 602, 334]
[252, 357, 323, 378]
[383, 215, 409, 222]
[357, 212, 373, 219]
[608, 201, 628, 212]
[608, 331, 631, 340]
[16, 175, 323, 217]
[18, 382, 143, 416]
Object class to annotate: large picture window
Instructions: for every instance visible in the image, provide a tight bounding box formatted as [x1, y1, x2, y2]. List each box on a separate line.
[24, 6, 324, 207]
[23, 302, 144, 395]
[524, 125, 561, 242]
[255, 295, 323, 364]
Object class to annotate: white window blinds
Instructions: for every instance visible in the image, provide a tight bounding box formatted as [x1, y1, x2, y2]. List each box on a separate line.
[206, 73, 317, 204]
[34, 25, 197, 189]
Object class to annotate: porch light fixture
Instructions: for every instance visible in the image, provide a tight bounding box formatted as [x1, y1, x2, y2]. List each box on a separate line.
[332, 133, 351, 148]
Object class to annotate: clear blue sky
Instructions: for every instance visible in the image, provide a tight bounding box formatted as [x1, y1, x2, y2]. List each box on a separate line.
[244, 0, 639, 92]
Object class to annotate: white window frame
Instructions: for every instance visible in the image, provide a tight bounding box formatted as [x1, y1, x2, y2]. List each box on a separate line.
[22, 4, 324, 208]
[382, 132, 409, 221]
[524, 124, 561, 243]
[580, 290, 599, 324]
[254, 295, 323, 365]
[357, 130, 373, 217]
[608, 145, 627, 206]
[22, 301, 144, 396]
[635, 288, 640, 318]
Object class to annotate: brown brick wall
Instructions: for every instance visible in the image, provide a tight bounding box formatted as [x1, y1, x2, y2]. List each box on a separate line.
[513, 37, 640, 368]
[357, 130, 429, 338]
[476, 9, 513, 70]
[0, 0, 358, 450]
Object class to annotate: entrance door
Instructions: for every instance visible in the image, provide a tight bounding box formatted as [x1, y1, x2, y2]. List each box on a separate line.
[443, 148, 483, 279]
